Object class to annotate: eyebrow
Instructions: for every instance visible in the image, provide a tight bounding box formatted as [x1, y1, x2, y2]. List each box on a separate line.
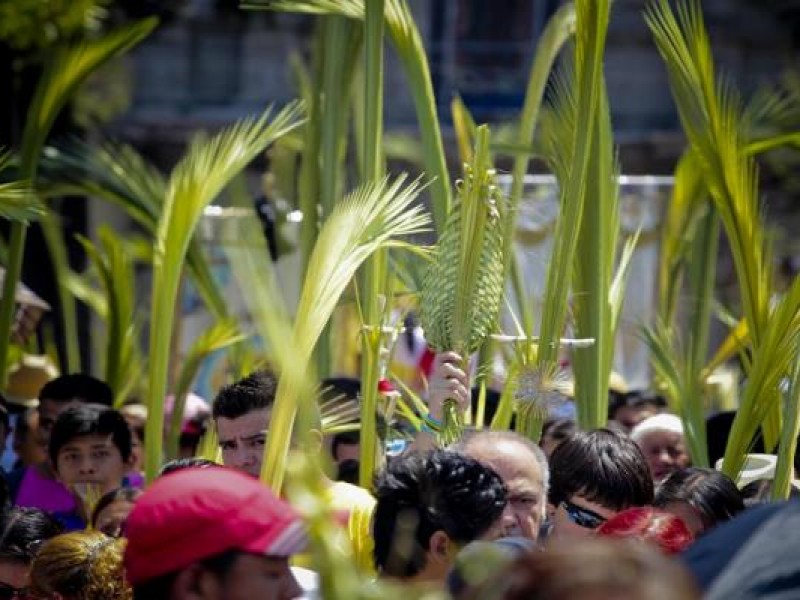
[241, 431, 268, 442]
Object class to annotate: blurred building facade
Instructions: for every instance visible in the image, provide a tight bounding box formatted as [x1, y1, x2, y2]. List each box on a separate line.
[112, 0, 798, 174]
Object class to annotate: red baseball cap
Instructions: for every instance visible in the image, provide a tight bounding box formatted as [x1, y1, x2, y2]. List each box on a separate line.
[124, 467, 306, 585]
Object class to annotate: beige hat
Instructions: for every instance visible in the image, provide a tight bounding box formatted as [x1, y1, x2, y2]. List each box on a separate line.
[5, 354, 59, 408]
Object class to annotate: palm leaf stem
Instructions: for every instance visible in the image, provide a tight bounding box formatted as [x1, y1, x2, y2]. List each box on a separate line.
[0, 19, 157, 387]
[772, 359, 800, 500]
[357, 0, 387, 489]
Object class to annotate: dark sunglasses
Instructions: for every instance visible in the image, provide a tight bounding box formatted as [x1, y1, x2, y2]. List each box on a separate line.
[561, 499, 607, 529]
[0, 582, 30, 600]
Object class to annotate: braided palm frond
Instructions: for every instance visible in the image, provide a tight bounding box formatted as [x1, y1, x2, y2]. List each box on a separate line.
[421, 125, 505, 356]
[420, 125, 505, 444]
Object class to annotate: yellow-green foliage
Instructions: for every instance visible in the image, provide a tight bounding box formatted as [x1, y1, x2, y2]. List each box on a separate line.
[420, 126, 504, 357]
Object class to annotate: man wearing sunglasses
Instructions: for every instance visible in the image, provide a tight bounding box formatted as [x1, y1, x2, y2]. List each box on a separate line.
[546, 429, 654, 538]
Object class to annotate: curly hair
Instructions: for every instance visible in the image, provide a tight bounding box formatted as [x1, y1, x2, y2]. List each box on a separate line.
[29, 530, 131, 600]
[373, 449, 508, 577]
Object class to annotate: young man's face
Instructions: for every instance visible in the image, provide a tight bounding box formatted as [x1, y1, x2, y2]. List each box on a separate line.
[37, 399, 82, 450]
[54, 433, 128, 493]
[216, 408, 271, 478]
[171, 554, 301, 600]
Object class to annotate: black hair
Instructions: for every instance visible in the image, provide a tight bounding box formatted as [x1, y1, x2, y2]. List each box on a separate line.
[548, 428, 654, 511]
[331, 430, 360, 461]
[373, 449, 508, 578]
[48, 404, 132, 466]
[541, 418, 576, 444]
[38, 374, 113, 407]
[212, 371, 277, 420]
[0, 395, 9, 433]
[0, 507, 62, 564]
[706, 411, 764, 467]
[158, 457, 219, 477]
[90, 487, 142, 529]
[654, 467, 744, 531]
[608, 390, 667, 420]
[336, 459, 360, 485]
[133, 549, 241, 600]
[740, 478, 800, 506]
[14, 408, 35, 442]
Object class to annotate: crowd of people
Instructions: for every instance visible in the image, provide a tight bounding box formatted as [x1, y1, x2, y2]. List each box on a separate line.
[0, 353, 796, 599]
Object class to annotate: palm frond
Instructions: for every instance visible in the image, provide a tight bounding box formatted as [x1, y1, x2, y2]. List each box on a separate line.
[76, 227, 142, 406]
[570, 67, 621, 430]
[772, 358, 800, 500]
[20, 18, 158, 177]
[144, 101, 306, 482]
[451, 95, 477, 164]
[420, 127, 504, 442]
[722, 277, 800, 479]
[537, 0, 611, 398]
[0, 150, 43, 223]
[646, 0, 791, 458]
[166, 320, 248, 460]
[502, 1, 576, 320]
[646, 0, 770, 344]
[41, 139, 228, 320]
[657, 150, 707, 326]
[356, 0, 388, 488]
[0, 18, 156, 386]
[248, 0, 452, 231]
[226, 175, 429, 491]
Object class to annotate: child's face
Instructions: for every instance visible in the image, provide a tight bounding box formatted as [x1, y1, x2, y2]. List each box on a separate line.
[55, 433, 128, 493]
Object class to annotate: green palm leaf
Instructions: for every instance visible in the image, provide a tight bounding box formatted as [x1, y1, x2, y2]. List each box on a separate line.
[225, 174, 429, 492]
[0, 151, 44, 223]
[420, 126, 505, 443]
[166, 319, 248, 460]
[646, 0, 796, 458]
[773, 358, 800, 500]
[40, 138, 227, 320]
[722, 277, 800, 480]
[646, 0, 770, 345]
[247, 0, 451, 231]
[503, 2, 576, 333]
[143, 101, 306, 482]
[76, 227, 142, 407]
[0, 18, 157, 386]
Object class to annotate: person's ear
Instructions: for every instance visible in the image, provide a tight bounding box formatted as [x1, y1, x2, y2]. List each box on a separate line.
[546, 502, 557, 519]
[49, 455, 63, 482]
[428, 530, 452, 565]
[124, 451, 136, 469]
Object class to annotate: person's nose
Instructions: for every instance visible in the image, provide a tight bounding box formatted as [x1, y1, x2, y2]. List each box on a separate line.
[501, 503, 517, 535]
[78, 456, 95, 476]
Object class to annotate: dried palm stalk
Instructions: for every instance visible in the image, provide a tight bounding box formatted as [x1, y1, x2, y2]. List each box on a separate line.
[420, 125, 505, 444]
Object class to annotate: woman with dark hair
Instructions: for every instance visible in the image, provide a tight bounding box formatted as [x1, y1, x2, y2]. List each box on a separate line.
[0, 507, 62, 598]
[654, 467, 744, 536]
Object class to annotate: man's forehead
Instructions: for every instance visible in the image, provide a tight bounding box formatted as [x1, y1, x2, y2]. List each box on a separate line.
[468, 442, 543, 479]
[216, 408, 271, 437]
[61, 433, 114, 449]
